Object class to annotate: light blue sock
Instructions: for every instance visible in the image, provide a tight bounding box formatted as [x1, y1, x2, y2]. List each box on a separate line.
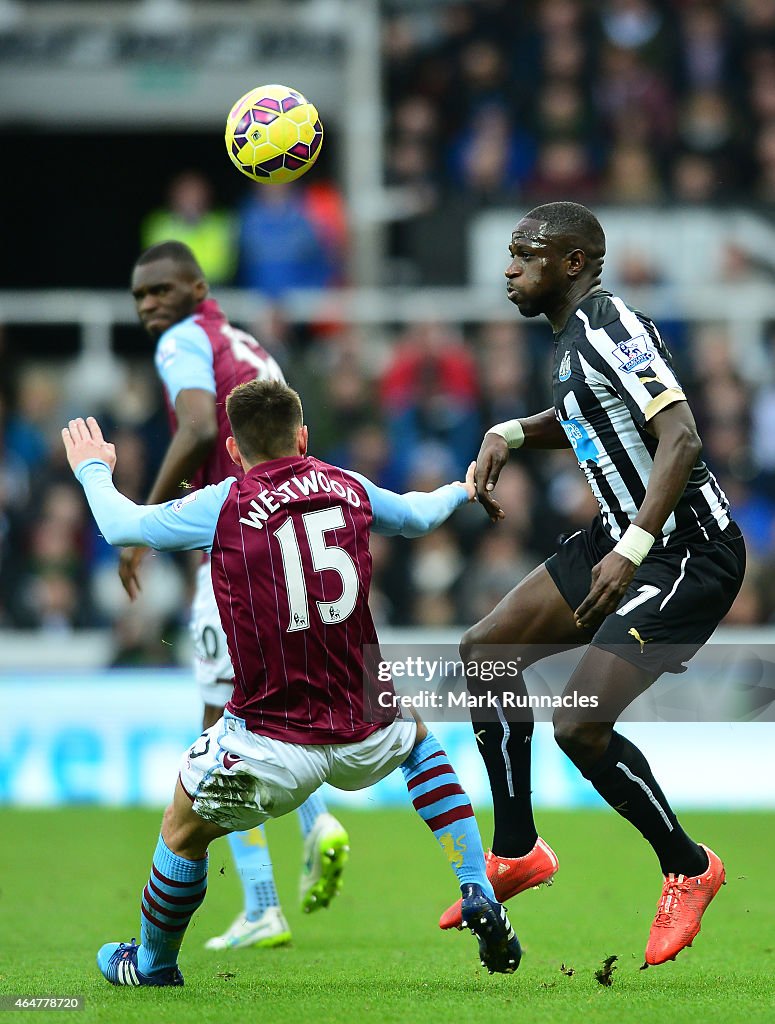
[401, 732, 495, 899]
[296, 791, 328, 838]
[139, 835, 207, 974]
[227, 827, 280, 921]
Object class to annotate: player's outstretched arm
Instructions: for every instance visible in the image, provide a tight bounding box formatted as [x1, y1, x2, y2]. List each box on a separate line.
[347, 462, 475, 538]
[62, 416, 117, 474]
[476, 409, 570, 522]
[118, 388, 218, 600]
[62, 416, 226, 553]
[145, 388, 219, 505]
[63, 416, 150, 547]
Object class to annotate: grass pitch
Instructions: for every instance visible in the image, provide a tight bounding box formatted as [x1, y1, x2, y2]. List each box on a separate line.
[1, 808, 773, 1024]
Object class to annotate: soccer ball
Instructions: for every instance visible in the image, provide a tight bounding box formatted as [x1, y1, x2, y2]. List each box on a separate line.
[225, 84, 324, 184]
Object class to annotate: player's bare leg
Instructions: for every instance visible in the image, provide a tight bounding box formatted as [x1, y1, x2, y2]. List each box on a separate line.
[440, 566, 577, 929]
[162, 778, 231, 857]
[553, 646, 722, 965]
[97, 781, 229, 986]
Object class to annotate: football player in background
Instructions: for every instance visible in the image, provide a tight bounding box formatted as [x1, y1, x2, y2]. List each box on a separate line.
[121, 242, 349, 950]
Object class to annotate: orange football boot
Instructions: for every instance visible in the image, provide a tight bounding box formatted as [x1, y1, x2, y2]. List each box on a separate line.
[644, 845, 726, 966]
[439, 838, 559, 930]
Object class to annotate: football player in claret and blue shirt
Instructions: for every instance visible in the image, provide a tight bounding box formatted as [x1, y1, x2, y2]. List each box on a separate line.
[63, 379, 522, 985]
[123, 240, 346, 950]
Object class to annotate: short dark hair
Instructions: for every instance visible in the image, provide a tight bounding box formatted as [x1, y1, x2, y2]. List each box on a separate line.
[134, 240, 205, 280]
[226, 380, 302, 462]
[524, 201, 606, 261]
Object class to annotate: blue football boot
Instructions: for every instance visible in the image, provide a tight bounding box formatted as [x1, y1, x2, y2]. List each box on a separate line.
[97, 939, 184, 986]
[460, 883, 522, 974]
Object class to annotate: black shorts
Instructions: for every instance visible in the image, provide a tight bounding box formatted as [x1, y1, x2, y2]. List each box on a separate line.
[545, 517, 746, 676]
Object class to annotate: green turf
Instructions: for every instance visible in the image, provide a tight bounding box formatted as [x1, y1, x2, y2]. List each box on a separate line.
[0, 808, 773, 1024]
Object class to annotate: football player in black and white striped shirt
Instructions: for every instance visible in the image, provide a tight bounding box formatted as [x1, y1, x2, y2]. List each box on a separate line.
[439, 202, 746, 966]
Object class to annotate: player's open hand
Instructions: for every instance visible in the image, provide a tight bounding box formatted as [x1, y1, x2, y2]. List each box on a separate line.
[474, 432, 509, 522]
[62, 417, 116, 475]
[118, 545, 148, 601]
[574, 551, 637, 631]
[452, 461, 477, 502]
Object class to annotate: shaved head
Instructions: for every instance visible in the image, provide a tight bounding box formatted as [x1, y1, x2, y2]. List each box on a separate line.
[522, 202, 606, 262]
[134, 240, 204, 280]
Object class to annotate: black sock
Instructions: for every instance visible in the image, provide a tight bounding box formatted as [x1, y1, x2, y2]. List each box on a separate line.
[471, 680, 537, 858]
[584, 731, 708, 877]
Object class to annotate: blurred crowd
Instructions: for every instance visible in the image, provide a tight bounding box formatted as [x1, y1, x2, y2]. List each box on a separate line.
[385, 0, 775, 205]
[2, 302, 775, 657]
[3, 0, 775, 662]
[139, 169, 349, 295]
[383, 0, 775, 280]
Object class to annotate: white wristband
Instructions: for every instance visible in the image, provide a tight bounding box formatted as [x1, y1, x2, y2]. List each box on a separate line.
[488, 419, 525, 449]
[613, 524, 655, 566]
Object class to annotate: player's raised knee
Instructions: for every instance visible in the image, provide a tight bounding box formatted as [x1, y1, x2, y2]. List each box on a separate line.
[553, 715, 610, 769]
[459, 618, 513, 663]
[459, 624, 481, 664]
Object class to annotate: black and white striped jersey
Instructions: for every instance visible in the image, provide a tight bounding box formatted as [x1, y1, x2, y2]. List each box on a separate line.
[552, 291, 731, 545]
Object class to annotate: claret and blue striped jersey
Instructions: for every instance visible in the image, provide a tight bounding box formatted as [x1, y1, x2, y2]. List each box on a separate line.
[75, 456, 468, 744]
[154, 298, 284, 490]
[553, 291, 730, 545]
